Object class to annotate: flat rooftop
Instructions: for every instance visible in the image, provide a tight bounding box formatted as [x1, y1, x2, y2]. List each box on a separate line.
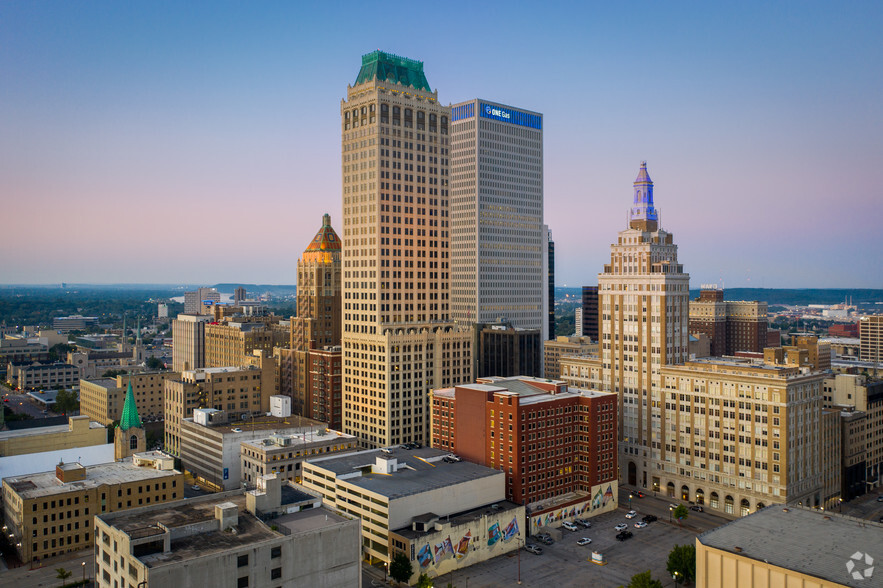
[307, 447, 502, 500]
[4, 459, 180, 499]
[241, 429, 355, 450]
[698, 506, 883, 587]
[394, 500, 521, 540]
[81, 378, 119, 388]
[99, 493, 347, 568]
[0, 419, 103, 441]
[183, 414, 326, 435]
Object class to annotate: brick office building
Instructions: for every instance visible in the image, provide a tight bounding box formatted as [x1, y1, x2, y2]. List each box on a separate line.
[430, 376, 617, 507]
[689, 287, 768, 356]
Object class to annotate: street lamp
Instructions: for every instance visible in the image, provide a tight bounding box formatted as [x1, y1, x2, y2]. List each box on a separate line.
[669, 506, 673, 523]
[673, 571, 681, 587]
[838, 498, 843, 513]
[82, 561, 86, 583]
[384, 561, 388, 581]
[629, 493, 633, 509]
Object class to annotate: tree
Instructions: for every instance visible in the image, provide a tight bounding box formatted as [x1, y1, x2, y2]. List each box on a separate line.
[102, 369, 126, 378]
[415, 574, 433, 588]
[625, 570, 663, 588]
[54, 389, 79, 415]
[145, 356, 164, 370]
[56, 567, 72, 587]
[673, 504, 689, 525]
[389, 552, 414, 585]
[667, 544, 696, 585]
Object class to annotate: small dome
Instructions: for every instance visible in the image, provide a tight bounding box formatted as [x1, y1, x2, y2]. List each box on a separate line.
[304, 213, 342, 253]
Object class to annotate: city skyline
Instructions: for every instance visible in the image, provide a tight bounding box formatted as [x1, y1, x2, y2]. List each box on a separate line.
[2, 2, 880, 287]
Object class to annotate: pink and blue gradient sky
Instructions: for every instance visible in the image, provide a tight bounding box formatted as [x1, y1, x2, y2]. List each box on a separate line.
[1, 2, 880, 287]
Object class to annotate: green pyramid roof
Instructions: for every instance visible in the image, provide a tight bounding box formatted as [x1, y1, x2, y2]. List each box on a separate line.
[118, 381, 142, 431]
[354, 50, 431, 92]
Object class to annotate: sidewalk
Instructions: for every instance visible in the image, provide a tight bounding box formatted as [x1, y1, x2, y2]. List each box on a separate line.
[0, 548, 94, 588]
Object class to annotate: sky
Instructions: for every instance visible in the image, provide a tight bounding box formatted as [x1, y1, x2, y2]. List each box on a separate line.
[1, 1, 881, 288]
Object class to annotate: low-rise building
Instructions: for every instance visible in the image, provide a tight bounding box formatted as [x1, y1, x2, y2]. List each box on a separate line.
[696, 506, 881, 588]
[93, 476, 361, 588]
[0, 336, 49, 370]
[52, 315, 99, 333]
[823, 373, 883, 491]
[302, 446, 509, 566]
[180, 407, 325, 491]
[2, 453, 183, 564]
[241, 429, 357, 486]
[542, 336, 597, 379]
[80, 371, 177, 426]
[7, 362, 81, 390]
[0, 416, 106, 457]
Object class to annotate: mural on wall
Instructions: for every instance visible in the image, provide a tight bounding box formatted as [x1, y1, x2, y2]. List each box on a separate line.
[415, 514, 523, 570]
[529, 483, 618, 534]
[418, 543, 434, 568]
[487, 522, 501, 546]
[503, 516, 519, 541]
[455, 531, 472, 559]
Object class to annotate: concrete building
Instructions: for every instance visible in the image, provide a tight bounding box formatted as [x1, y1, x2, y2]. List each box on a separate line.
[574, 307, 583, 337]
[430, 376, 618, 509]
[241, 429, 357, 485]
[0, 336, 49, 368]
[475, 323, 542, 378]
[51, 315, 99, 333]
[163, 353, 275, 456]
[0, 416, 106, 457]
[303, 446, 506, 565]
[94, 479, 361, 588]
[171, 313, 210, 372]
[696, 506, 881, 588]
[2, 453, 183, 564]
[79, 371, 177, 425]
[450, 99, 544, 336]
[7, 362, 80, 390]
[823, 373, 883, 491]
[859, 315, 882, 365]
[180, 407, 326, 491]
[184, 287, 220, 315]
[340, 50, 472, 448]
[689, 287, 769, 356]
[543, 336, 597, 380]
[204, 319, 288, 369]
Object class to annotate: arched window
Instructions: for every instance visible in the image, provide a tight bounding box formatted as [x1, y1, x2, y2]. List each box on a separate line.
[740, 498, 750, 517]
[392, 106, 401, 125]
[710, 492, 719, 509]
[725, 495, 734, 515]
[130, 435, 138, 450]
[695, 489, 705, 505]
[666, 482, 675, 498]
[681, 485, 689, 501]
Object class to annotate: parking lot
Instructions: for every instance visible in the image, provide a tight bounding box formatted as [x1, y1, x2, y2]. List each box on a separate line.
[445, 507, 699, 588]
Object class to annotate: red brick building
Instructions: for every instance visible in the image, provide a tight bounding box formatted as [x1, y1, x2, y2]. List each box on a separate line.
[828, 323, 859, 338]
[430, 376, 617, 506]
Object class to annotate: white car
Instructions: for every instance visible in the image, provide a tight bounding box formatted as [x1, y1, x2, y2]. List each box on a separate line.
[634, 521, 648, 529]
[614, 523, 628, 531]
[562, 521, 578, 531]
[625, 510, 638, 519]
[577, 537, 592, 546]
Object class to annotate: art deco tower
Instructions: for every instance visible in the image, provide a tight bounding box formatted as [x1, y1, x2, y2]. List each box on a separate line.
[341, 51, 472, 448]
[598, 162, 689, 467]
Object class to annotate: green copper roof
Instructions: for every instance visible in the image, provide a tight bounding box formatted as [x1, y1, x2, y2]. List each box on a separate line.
[354, 50, 431, 92]
[118, 381, 142, 431]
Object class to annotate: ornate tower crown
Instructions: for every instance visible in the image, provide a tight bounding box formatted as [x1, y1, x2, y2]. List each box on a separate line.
[629, 161, 658, 231]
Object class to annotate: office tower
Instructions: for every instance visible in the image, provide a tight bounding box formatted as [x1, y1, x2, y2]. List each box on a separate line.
[581, 286, 599, 341]
[340, 51, 472, 448]
[860, 316, 883, 364]
[598, 162, 690, 461]
[204, 319, 288, 368]
[574, 307, 583, 336]
[184, 287, 220, 315]
[546, 227, 555, 340]
[233, 287, 246, 305]
[171, 313, 210, 371]
[449, 99, 544, 328]
[476, 323, 541, 378]
[688, 287, 768, 355]
[282, 213, 343, 428]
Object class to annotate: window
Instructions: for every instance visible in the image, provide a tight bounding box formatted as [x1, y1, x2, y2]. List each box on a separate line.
[271, 568, 281, 580]
[238, 577, 249, 588]
[238, 554, 249, 568]
[270, 546, 281, 559]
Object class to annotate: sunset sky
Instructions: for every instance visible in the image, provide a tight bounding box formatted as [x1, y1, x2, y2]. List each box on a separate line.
[2, 1, 880, 288]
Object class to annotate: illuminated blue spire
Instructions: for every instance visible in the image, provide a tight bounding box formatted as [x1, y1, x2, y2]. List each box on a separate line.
[629, 161, 658, 230]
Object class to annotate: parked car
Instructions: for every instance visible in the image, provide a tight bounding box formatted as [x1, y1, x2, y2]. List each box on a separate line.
[634, 521, 648, 529]
[562, 521, 578, 531]
[575, 518, 592, 528]
[625, 510, 638, 519]
[576, 537, 592, 546]
[634, 491, 646, 498]
[876, 496, 883, 503]
[616, 531, 634, 541]
[690, 505, 704, 512]
[642, 514, 658, 523]
[524, 544, 543, 555]
[614, 523, 628, 532]
[535, 533, 554, 545]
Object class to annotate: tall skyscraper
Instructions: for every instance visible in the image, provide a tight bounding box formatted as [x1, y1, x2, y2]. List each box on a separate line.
[340, 50, 472, 448]
[598, 162, 690, 462]
[546, 227, 555, 341]
[184, 287, 220, 315]
[449, 99, 544, 330]
[581, 285, 599, 341]
[171, 313, 210, 372]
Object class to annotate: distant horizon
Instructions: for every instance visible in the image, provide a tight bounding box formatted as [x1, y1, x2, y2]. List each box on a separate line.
[2, 3, 881, 287]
